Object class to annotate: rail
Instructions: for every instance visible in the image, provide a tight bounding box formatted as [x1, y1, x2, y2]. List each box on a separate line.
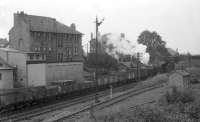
[49, 83, 164, 122]
[0, 82, 138, 122]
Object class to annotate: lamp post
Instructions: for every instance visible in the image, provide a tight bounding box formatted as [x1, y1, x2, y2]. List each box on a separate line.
[94, 16, 104, 103]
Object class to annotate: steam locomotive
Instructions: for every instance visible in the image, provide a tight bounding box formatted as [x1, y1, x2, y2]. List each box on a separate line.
[0, 67, 156, 112]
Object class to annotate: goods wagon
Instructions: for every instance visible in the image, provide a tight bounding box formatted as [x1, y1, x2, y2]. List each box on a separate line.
[0, 68, 159, 112]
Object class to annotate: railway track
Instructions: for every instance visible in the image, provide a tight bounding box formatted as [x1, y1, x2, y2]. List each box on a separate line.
[0, 80, 164, 122]
[0, 81, 139, 122]
[46, 83, 164, 122]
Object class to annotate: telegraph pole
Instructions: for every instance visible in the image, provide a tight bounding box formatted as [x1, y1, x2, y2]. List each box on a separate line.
[86, 43, 88, 56]
[95, 16, 104, 103]
[136, 52, 142, 81]
[136, 52, 139, 81]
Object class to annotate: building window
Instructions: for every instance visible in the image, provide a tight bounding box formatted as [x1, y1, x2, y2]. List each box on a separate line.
[66, 48, 72, 57]
[61, 40, 63, 48]
[61, 53, 63, 61]
[66, 34, 70, 40]
[42, 54, 45, 60]
[0, 73, 2, 80]
[48, 33, 51, 41]
[30, 54, 34, 60]
[18, 39, 22, 48]
[0, 63, 3, 67]
[75, 35, 79, 41]
[64, 34, 67, 40]
[57, 53, 63, 61]
[57, 54, 59, 60]
[36, 54, 40, 60]
[57, 40, 63, 48]
[74, 47, 78, 56]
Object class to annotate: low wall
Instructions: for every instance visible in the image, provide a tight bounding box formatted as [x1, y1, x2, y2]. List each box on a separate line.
[46, 62, 83, 84]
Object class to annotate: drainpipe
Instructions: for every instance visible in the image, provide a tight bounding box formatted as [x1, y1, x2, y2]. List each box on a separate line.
[6, 51, 8, 62]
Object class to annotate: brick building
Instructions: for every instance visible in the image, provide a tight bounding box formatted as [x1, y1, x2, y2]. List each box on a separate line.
[1, 12, 85, 87]
[9, 11, 83, 62]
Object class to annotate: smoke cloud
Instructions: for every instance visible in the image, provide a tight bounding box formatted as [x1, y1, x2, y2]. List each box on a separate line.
[100, 33, 149, 64]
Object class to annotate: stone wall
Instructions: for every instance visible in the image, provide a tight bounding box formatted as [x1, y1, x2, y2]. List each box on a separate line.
[45, 62, 83, 84]
[27, 63, 46, 86]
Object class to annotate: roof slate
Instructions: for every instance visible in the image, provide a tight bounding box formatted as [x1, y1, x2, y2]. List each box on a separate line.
[23, 14, 82, 34]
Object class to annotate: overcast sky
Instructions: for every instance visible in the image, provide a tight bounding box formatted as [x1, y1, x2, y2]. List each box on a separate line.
[0, 0, 200, 54]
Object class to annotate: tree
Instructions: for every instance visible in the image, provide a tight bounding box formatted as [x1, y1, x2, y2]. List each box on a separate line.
[137, 30, 170, 65]
[137, 30, 166, 48]
[85, 53, 118, 74]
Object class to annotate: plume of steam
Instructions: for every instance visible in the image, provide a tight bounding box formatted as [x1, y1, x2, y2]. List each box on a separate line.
[100, 33, 149, 64]
[101, 33, 135, 57]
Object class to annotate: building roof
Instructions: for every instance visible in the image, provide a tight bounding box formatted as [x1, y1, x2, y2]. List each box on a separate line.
[0, 57, 15, 70]
[16, 12, 82, 35]
[0, 38, 9, 46]
[167, 48, 178, 56]
[0, 47, 21, 53]
[0, 48, 41, 54]
[119, 61, 137, 68]
[173, 70, 190, 76]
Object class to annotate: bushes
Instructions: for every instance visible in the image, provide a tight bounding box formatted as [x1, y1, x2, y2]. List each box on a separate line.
[82, 87, 200, 122]
[159, 87, 200, 121]
[91, 107, 170, 122]
[163, 87, 195, 104]
[186, 99, 200, 120]
[133, 106, 170, 122]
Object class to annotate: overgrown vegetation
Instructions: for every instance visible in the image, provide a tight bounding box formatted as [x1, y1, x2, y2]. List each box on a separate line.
[80, 87, 200, 122]
[158, 87, 200, 121]
[162, 87, 195, 104]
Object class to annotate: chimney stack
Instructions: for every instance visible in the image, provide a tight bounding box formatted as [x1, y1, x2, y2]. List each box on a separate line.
[91, 32, 93, 39]
[70, 23, 76, 31]
[20, 11, 24, 15]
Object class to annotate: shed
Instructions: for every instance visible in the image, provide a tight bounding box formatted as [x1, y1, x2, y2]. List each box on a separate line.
[168, 70, 190, 88]
[0, 57, 15, 89]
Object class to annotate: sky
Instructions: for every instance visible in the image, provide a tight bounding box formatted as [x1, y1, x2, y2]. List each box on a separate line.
[0, 0, 200, 55]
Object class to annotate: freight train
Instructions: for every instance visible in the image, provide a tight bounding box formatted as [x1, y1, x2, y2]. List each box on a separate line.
[0, 67, 156, 112]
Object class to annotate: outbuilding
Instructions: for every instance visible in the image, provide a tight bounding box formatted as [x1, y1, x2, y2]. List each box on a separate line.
[168, 70, 190, 88]
[0, 57, 15, 89]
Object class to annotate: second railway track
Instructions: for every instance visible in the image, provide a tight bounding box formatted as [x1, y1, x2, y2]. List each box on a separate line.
[1, 81, 164, 122]
[45, 83, 164, 122]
